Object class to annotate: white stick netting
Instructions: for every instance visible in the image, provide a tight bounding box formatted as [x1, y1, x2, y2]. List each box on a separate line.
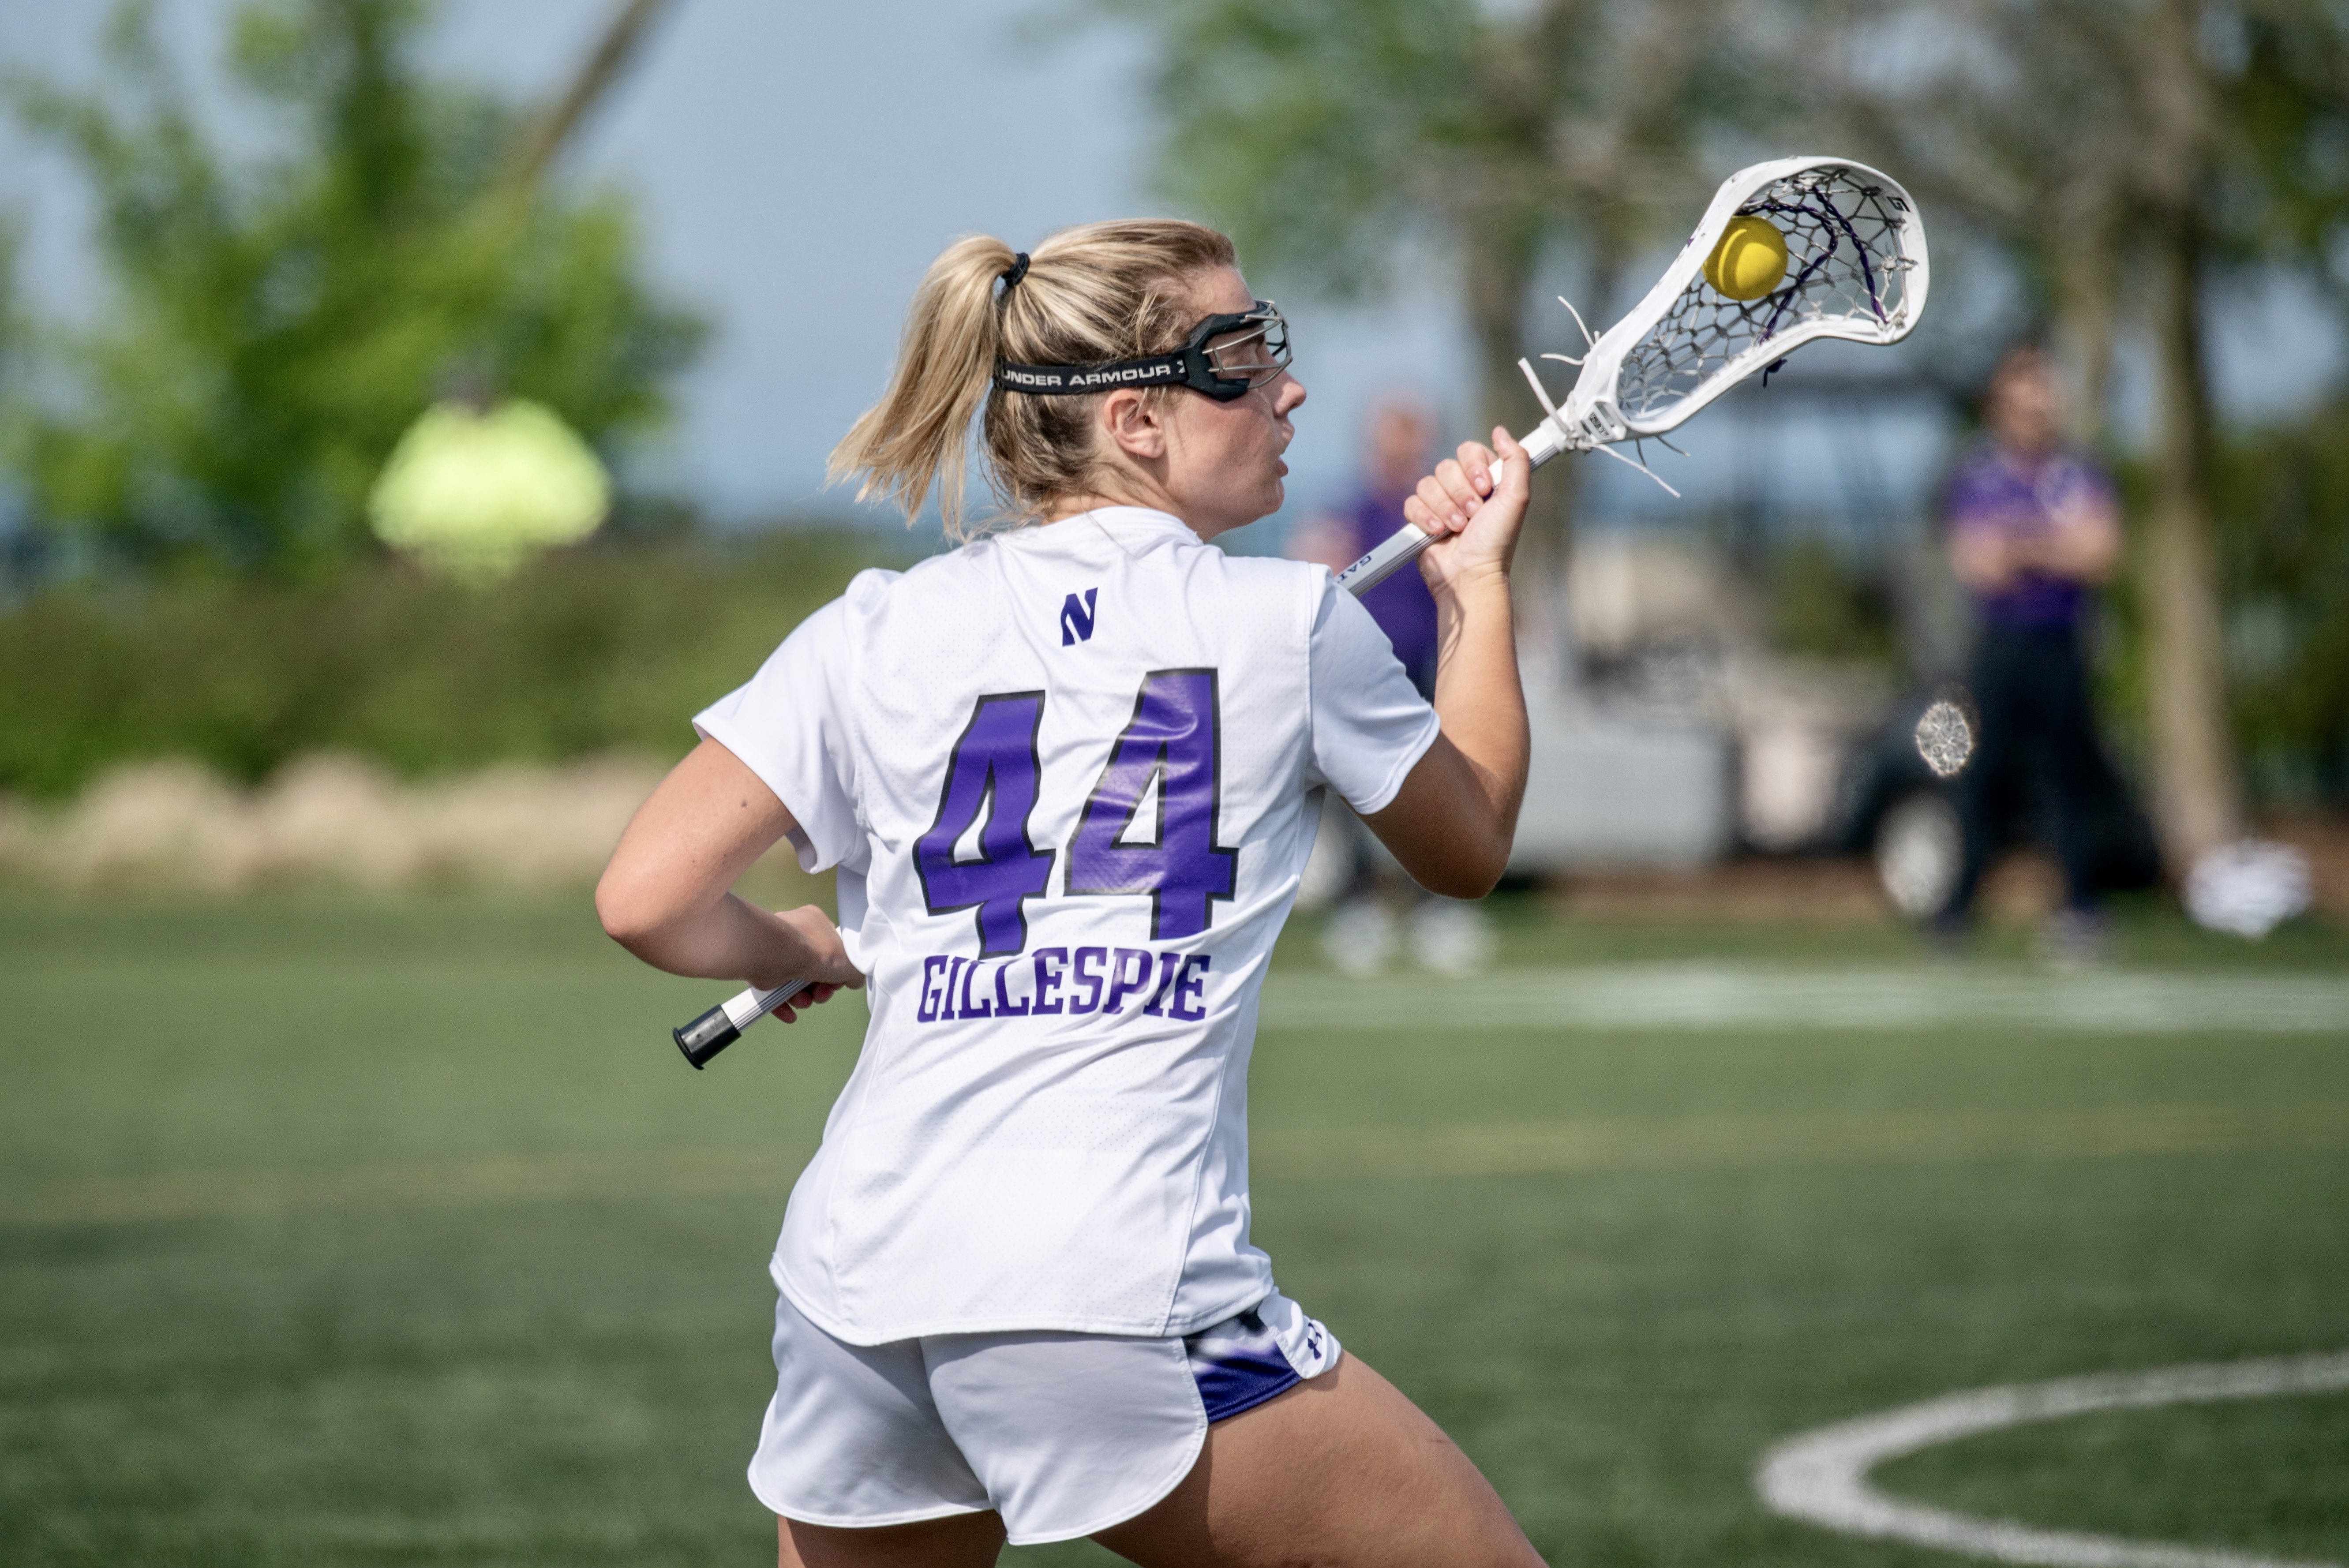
[1613, 166, 1919, 425]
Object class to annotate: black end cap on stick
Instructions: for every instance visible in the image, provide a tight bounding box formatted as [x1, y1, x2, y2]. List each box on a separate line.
[674, 1006, 741, 1070]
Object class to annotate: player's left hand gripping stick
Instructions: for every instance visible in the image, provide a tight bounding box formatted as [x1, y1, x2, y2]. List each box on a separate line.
[673, 980, 808, 1069]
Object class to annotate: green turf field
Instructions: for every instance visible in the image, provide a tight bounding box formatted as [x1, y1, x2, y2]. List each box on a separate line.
[3, 895, 2345, 1566]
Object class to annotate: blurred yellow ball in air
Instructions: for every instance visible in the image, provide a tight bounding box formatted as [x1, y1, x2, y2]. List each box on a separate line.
[1704, 215, 1788, 301]
[368, 399, 610, 586]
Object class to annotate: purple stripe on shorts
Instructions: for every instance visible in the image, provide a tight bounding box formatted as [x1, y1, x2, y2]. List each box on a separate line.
[1184, 1308, 1301, 1423]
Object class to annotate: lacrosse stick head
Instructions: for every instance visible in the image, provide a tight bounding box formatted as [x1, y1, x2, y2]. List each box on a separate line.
[1544, 157, 1927, 453]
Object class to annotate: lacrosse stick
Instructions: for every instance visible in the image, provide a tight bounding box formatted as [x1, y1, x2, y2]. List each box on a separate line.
[674, 980, 809, 1068]
[674, 155, 1927, 1068]
[1334, 153, 1929, 595]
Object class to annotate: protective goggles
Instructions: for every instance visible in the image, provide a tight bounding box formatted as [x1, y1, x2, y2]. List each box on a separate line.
[993, 301, 1291, 402]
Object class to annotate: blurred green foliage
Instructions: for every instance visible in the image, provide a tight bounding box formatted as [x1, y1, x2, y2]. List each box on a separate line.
[1108, 0, 1528, 299]
[0, 0, 703, 577]
[1766, 536, 1899, 667]
[1093, 0, 1742, 448]
[2098, 398, 2349, 807]
[0, 531, 891, 799]
[2214, 402, 2349, 803]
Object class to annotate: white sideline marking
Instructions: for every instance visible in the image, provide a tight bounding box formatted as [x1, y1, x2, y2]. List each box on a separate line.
[1755, 1351, 2349, 1568]
[1264, 966, 2349, 1035]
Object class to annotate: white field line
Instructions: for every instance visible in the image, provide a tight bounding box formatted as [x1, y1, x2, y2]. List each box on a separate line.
[1755, 1352, 2349, 1568]
[1263, 967, 2349, 1035]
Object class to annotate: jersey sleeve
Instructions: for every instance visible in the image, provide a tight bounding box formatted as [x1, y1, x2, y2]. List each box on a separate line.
[1303, 572, 1443, 814]
[692, 593, 860, 873]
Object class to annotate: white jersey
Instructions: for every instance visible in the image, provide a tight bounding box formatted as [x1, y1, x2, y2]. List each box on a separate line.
[694, 506, 1438, 1342]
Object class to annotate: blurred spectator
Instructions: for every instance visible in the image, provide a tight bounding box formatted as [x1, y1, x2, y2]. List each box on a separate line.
[1289, 397, 1443, 696]
[1289, 396, 1492, 976]
[1937, 344, 2124, 959]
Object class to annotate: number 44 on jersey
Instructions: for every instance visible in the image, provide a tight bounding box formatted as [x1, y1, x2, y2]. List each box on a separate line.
[914, 670, 1238, 956]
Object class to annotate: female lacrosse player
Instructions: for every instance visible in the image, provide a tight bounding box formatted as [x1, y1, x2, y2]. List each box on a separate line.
[597, 219, 1539, 1568]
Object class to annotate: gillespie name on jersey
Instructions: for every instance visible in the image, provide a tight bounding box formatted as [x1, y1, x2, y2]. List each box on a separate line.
[916, 947, 1213, 1024]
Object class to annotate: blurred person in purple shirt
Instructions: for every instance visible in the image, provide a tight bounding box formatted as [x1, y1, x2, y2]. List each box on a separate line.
[1289, 397, 1491, 974]
[1289, 397, 1443, 699]
[1937, 343, 2123, 951]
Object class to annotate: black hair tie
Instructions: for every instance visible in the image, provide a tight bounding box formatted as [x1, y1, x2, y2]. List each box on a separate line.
[999, 252, 1030, 290]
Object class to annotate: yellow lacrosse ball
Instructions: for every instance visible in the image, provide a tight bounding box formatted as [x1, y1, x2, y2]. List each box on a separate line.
[1704, 215, 1789, 301]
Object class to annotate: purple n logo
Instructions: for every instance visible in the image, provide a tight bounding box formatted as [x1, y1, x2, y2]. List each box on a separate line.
[1060, 588, 1098, 647]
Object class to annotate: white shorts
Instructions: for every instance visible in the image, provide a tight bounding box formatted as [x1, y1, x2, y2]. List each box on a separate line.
[747, 1287, 1340, 1545]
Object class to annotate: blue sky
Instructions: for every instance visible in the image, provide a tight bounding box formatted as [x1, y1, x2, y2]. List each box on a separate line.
[2, 1, 2338, 541]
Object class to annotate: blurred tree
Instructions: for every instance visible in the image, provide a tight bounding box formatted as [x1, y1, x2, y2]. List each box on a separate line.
[1824, 0, 2349, 864]
[1095, 0, 1741, 558]
[2212, 398, 2349, 804]
[0, 220, 19, 363]
[1815, 1, 2135, 436]
[1768, 535, 1899, 666]
[0, 220, 23, 448]
[498, 0, 678, 193]
[0, 0, 703, 578]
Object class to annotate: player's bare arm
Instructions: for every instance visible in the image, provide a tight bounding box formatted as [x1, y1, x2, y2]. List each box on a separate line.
[596, 738, 862, 1020]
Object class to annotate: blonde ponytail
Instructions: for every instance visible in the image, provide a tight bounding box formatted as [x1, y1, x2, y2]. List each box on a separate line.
[830, 219, 1238, 540]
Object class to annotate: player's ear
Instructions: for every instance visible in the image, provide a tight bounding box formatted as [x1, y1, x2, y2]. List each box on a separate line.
[1098, 388, 1169, 464]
